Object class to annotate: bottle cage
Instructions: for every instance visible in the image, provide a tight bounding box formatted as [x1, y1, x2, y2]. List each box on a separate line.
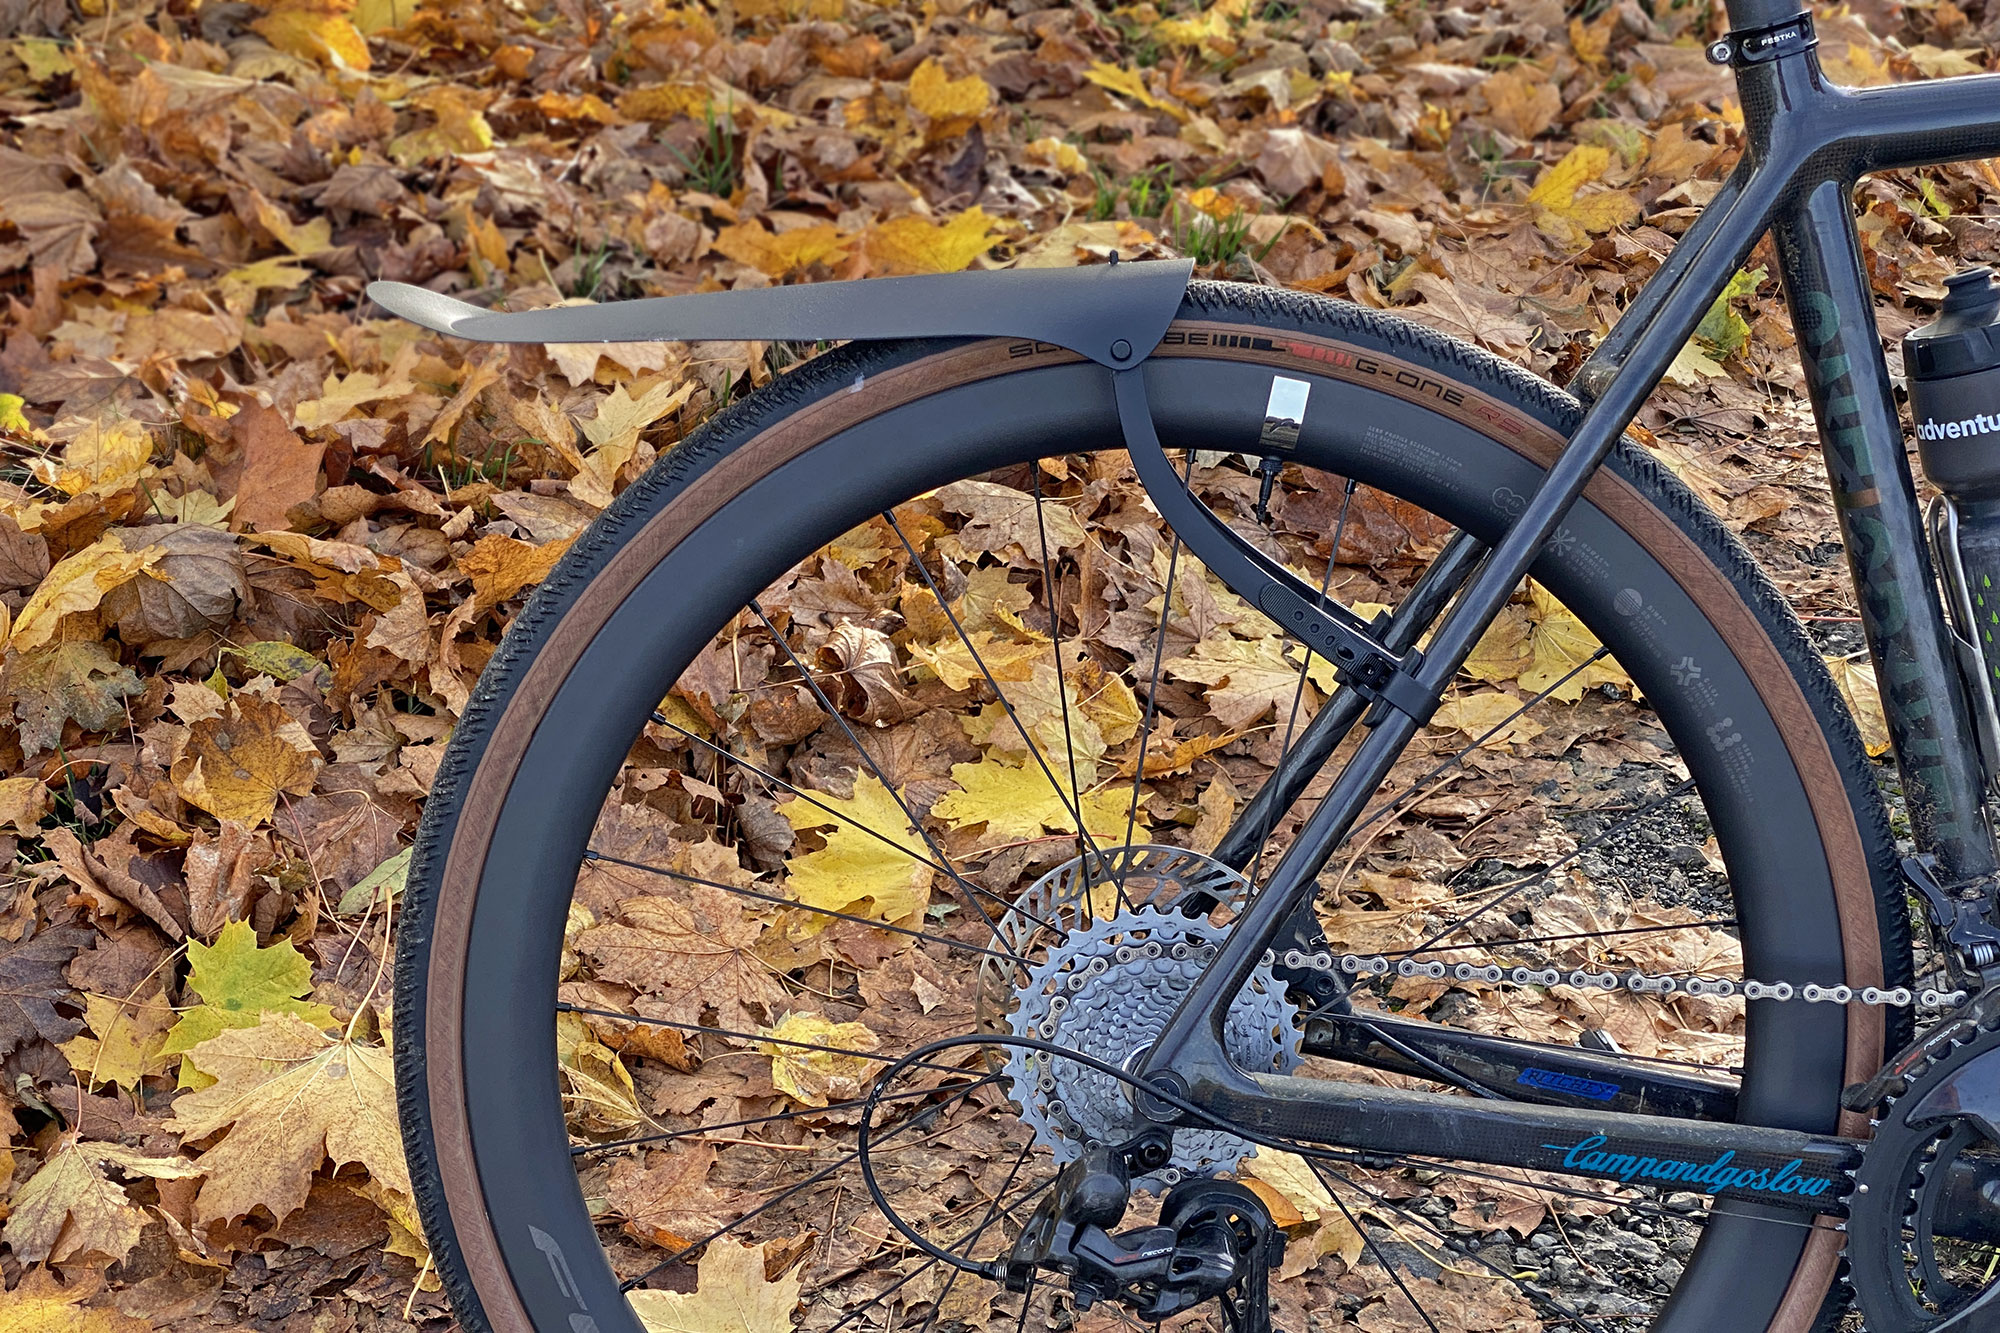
[368, 261, 1436, 722]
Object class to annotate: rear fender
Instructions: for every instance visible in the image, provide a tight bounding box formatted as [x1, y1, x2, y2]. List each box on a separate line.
[366, 258, 1194, 369]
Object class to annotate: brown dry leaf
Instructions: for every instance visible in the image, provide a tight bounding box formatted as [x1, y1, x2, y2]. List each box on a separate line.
[1479, 67, 1561, 140]
[630, 1239, 802, 1333]
[574, 887, 788, 1033]
[168, 1013, 405, 1225]
[171, 695, 321, 827]
[1166, 632, 1313, 730]
[459, 533, 573, 610]
[5, 641, 144, 756]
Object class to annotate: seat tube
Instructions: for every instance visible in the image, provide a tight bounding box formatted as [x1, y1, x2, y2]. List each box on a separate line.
[1774, 175, 1999, 883]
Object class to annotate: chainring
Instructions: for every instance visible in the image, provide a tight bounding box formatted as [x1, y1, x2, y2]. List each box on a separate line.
[978, 845, 1301, 1190]
[1850, 991, 2000, 1333]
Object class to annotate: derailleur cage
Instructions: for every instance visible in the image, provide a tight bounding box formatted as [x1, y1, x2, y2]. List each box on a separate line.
[999, 1139, 1287, 1332]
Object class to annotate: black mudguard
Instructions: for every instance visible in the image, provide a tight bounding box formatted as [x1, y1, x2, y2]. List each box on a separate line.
[366, 258, 1194, 369]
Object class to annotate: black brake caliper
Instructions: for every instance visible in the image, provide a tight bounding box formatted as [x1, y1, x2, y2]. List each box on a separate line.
[999, 1141, 1287, 1333]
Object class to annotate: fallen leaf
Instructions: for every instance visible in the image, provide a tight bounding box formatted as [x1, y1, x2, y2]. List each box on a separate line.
[4, 1136, 198, 1266]
[932, 756, 1129, 844]
[159, 920, 339, 1086]
[630, 1239, 802, 1333]
[169, 1013, 405, 1225]
[862, 209, 1009, 276]
[907, 58, 991, 139]
[0, 1269, 155, 1333]
[1527, 145, 1638, 247]
[4, 642, 144, 756]
[1826, 651, 1891, 757]
[757, 1011, 880, 1106]
[9, 535, 162, 651]
[59, 990, 176, 1091]
[170, 694, 321, 827]
[779, 774, 934, 921]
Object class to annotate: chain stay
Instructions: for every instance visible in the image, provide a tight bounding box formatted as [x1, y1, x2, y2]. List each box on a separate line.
[1268, 948, 1967, 1009]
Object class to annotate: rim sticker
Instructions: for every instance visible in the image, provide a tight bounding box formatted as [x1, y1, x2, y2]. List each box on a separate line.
[1260, 376, 1311, 452]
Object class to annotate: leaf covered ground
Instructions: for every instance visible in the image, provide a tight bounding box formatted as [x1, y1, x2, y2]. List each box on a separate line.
[1, 0, 1998, 1330]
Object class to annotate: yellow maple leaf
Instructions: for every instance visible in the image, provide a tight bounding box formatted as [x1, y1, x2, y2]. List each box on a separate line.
[248, 191, 334, 257]
[29, 418, 154, 498]
[905, 629, 1045, 691]
[557, 1010, 646, 1131]
[630, 1239, 803, 1333]
[713, 220, 852, 280]
[780, 774, 934, 921]
[907, 58, 991, 139]
[293, 363, 418, 430]
[60, 990, 176, 1091]
[617, 82, 713, 123]
[933, 757, 1130, 844]
[388, 85, 496, 164]
[0, 776, 49, 835]
[2, 1136, 198, 1267]
[579, 377, 697, 461]
[9, 535, 162, 651]
[1526, 145, 1639, 247]
[170, 694, 321, 827]
[169, 1013, 406, 1225]
[1023, 136, 1089, 174]
[861, 208, 1009, 276]
[756, 1011, 880, 1107]
[159, 920, 341, 1089]
[1519, 583, 1632, 701]
[0, 1268, 156, 1333]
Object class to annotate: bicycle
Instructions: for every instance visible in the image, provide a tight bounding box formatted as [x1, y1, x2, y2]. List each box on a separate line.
[368, 3, 2000, 1330]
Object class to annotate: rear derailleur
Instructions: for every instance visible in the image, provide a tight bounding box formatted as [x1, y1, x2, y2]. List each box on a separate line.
[995, 1136, 1287, 1333]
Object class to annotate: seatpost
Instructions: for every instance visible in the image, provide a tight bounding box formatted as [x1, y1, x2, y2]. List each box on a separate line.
[1721, 0, 1809, 26]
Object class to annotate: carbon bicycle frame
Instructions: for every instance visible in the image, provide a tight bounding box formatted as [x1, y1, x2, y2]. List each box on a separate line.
[1134, 0, 2000, 1220]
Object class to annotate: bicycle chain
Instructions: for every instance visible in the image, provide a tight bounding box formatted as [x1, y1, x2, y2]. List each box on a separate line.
[1264, 948, 1968, 1009]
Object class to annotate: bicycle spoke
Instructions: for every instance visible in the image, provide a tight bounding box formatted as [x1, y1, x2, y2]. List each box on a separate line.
[747, 598, 1023, 955]
[556, 1001, 988, 1080]
[1314, 1158, 1443, 1333]
[581, 849, 1026, 966]
[645, 714, 1064, 940]
[573, 1079, 999, 1158]
[617, 1076, 992, 1291]
[1123, 448, 1193, 860]
[917, 1142, 1040, 1332]
[882, 510, 1113, 874]
[1253, 475, 1355, 887]
[1029, 466, 1124, 915]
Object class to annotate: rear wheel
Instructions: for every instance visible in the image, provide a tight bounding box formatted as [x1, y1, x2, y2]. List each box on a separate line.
[395, 284, 1910, 1333]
